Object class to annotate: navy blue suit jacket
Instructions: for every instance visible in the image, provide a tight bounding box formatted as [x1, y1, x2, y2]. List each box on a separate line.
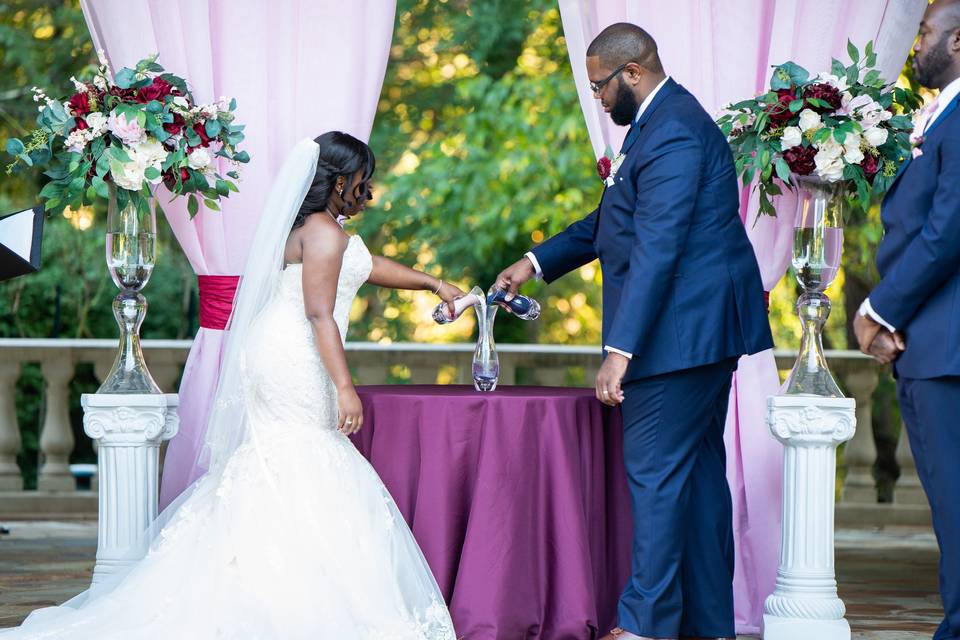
[871, 93, 960, 379]
[531, 79, 772, 382]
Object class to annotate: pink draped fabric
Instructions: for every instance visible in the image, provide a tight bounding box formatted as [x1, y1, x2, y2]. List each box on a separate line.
[557, 0, 924, 633]
[80, 0, 397, 508]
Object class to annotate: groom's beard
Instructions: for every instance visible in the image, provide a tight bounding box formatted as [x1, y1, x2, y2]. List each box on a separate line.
[610, 83, 640, 127]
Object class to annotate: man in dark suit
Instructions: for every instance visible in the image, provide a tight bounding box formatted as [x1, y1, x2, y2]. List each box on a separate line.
[495, 23, 772, 640]
[854, 2, 960, 638]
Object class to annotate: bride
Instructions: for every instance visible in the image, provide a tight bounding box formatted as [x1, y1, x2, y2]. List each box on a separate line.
[3, 133, 462, 639]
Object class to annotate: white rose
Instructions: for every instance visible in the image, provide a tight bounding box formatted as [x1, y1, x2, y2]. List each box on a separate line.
[863, 126, 888, 148]
[844, 145, 864, 165]
[188, 147, 212, 171]
[135, 138, 168, 166]
[816, 72, 849, 92]
[798, 109, 822, 133]
[860, 108, 884, 128]
[112, 158, 147, 191]
[781, 126, 803, 150]
[814, 148, 845, 182]
[817, 136, 844, 159]
[843, 133, 864, 164]
[85, 112, 108, 136]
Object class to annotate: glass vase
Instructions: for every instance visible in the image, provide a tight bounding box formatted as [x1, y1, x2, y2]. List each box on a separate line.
[782, 175, 844, 397]
[98, 185, 161, 394]
[472, 297, 499, 392]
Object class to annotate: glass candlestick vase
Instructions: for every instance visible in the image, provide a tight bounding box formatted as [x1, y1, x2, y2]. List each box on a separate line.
[98, 185, 161, 394]
[783, 175, 845, 398]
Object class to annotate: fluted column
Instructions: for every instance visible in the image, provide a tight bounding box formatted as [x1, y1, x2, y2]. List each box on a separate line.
[82, 393, 179, 584]
[0, 362, 23, 490]
[839, 367, 879, 503]
[894, 422, 927, 506]
[38, 357, 76, 491]
[764, 395, 856, 640]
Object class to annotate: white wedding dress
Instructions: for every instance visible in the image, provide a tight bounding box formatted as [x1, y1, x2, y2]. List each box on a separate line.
[4, 233, 456, 639]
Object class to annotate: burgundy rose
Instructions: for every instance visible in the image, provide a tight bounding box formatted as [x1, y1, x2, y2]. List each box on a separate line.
[192, 122, 213, 147]
[109, 86, 137, 101]
[597, 155, 611, 181]
[782, 145, 817, 176]
[71, 117, 89, 132]
[861, 153, 879, 182]
[163, 112, 186, 135]
[766, 89, 796, 124]
[136, 77, 174, 103]
[68, 92, 91, 116]
[802, 83, 842, 113]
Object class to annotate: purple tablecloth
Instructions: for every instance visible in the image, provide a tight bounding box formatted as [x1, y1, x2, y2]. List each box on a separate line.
[352, 385, 632, 640]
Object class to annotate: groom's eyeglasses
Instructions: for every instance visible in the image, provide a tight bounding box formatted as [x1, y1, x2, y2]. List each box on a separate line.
[590, 63, 627, 94]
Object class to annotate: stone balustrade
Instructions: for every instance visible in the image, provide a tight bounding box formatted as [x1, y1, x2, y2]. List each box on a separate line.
[0, 339, 928, 524]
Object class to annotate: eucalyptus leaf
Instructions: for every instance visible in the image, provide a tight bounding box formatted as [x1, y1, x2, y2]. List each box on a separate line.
[114, 67, 137, 89]
[5, 139, 25, 156]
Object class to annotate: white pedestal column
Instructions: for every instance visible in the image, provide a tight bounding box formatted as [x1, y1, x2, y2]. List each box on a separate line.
[763, 395, 856, 640]
[81, 393, 179, 585]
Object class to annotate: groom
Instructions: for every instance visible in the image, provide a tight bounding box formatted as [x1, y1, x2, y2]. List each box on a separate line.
[853, 1, 960, 638]
[495, 23, 771, 640]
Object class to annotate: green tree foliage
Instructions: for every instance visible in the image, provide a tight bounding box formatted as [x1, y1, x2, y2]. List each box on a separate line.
[357, 0, 603, 346]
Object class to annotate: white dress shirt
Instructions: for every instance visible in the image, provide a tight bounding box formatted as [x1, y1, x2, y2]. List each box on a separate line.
[524, 77, 672, 360]
[860, 75, 960, 332]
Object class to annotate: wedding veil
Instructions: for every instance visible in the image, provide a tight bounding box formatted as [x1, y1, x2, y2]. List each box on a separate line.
[199, 137, 320, 473]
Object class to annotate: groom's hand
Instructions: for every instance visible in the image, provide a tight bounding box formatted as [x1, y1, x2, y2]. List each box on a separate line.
[494, 257, 536, 303]
[596, 353, 628, 406]
[853, 313, 883, 355]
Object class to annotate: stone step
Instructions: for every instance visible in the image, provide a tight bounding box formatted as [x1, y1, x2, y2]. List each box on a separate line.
[0, 491, 97, 519]
[836, 502, 932, 528]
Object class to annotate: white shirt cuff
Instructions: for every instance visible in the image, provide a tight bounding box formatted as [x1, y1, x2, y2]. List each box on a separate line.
[524, 252, 543, 280]
[604, 345, 633, 360]
[859, 298, 896, 333]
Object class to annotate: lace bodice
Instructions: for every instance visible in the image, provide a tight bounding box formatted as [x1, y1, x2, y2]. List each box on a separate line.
[241, 234, 372, 430]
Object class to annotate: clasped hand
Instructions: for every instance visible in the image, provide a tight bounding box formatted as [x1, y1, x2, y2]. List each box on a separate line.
[853, 313, 906, 365]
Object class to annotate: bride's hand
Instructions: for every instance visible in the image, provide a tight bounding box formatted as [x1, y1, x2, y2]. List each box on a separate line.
[435, 281, 466, 312]
[337, 385, 364, 435]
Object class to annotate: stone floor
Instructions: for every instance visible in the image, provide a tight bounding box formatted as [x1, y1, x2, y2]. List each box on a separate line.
[0, 522, 943, 638]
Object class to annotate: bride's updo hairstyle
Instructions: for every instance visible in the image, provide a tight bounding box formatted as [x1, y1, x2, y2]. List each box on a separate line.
[293, 131, 376, 229]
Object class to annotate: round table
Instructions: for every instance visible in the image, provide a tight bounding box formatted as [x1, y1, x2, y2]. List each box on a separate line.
[351, 385, 632, 640]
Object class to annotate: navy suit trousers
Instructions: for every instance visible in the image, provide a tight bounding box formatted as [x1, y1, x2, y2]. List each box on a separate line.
[617, 358, 738, 638]
[897, 376, 960, 640]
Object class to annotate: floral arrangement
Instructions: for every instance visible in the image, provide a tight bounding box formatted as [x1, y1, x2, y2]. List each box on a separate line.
[716, 41, 922, 216]
[5, 53, 248, 219]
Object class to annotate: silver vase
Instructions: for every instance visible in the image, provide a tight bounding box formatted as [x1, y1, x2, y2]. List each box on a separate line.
[782, 175, 844, 397]
[98, 185, 161, 394]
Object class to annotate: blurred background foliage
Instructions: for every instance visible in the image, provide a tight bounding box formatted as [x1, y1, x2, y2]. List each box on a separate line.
[1, 0, 924, 494]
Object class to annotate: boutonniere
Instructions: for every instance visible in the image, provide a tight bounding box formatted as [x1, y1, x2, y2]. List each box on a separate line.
[596, 150, 626, 187]
[909, 103, 937, 159]
[909, 130, 925, 159]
